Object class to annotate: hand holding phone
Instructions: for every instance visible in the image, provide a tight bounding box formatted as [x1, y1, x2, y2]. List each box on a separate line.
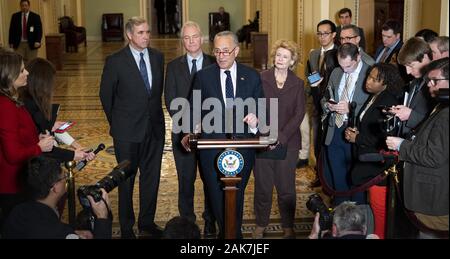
[328, 99, 338, 105]
[54, 121, 75, 133]
[307, 72, 322, 85]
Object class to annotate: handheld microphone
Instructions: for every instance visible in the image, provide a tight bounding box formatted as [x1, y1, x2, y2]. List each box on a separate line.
[349, 101, 357, 128]
[75, 143, 106, 171]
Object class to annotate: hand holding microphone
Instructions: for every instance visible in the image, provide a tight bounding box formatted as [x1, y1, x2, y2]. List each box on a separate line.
[75, 143, 106, 171]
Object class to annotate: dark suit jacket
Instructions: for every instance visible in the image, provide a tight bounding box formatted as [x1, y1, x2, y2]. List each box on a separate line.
[164, 53, 215, 119]
[9, 11, 42, 49]
[100, 46, 165, 143]
[374, 41, 409, 81]
[401, 78, 435, 137]
[320, 61, 370, 146]
[351, 90, 401, 186]
[215, 12, 230, 29]
[22, 95, 74, 162]
[400, 105, 449, 216]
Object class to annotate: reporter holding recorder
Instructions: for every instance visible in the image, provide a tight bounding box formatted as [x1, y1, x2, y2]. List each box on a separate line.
[0, 50, 54, 230]
[21, 58, 95, 163]
[345, 63, 404, 239]
[386, 58, 449, 238]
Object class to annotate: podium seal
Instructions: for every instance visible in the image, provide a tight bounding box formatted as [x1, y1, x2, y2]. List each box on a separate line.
[217, 150, 244, 177]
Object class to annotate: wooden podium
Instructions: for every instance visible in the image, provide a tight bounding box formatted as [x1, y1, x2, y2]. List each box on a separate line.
[189, 135, 275, 239]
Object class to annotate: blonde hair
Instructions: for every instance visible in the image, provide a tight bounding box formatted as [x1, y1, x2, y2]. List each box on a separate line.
[270, 39, 299, 70]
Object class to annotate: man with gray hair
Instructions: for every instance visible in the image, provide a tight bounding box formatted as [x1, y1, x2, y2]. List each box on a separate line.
[339, 24, 374, 66]
[164, 21, 217, 238]
[100, 17, 165, 239]
[429, 36, 449, 61]
[309, 201, 374, 239]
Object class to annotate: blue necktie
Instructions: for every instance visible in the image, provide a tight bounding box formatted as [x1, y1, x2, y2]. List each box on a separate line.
[191, 59, 197, 75]
[139, 52, 151, 95]
[224, 70, 234, 107]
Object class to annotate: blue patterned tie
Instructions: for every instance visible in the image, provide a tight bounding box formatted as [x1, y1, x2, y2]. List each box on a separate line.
[224, 70, 234, 107]
[191, 59, 197, 75]
[140, 52, 151, 95]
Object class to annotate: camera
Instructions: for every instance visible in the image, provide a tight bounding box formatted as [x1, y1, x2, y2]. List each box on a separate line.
[77, 160, 131, 209]
[306, 193, 333, 230]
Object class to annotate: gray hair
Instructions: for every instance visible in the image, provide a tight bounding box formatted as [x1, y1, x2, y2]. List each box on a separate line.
[181, 21, 203, 37]
[333, 201, 367, 233]
[215, 31, 239, 46]
[125, 16, 147, 34]
[431, 36, 449, 54]
[341, 24, 360, 37]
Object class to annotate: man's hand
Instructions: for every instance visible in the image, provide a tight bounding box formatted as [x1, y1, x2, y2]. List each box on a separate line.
[308, 212, 321, 239]
[74, 230, 94, 239]
[34, 42, 41, 48]
[243, 113, 258, 129]
[386, 136, 404, 151]
[88, 189, 110, 219]
[344, 127, 359, 143]
[391, 105, 412, 121]
[181, 134, 191, 152]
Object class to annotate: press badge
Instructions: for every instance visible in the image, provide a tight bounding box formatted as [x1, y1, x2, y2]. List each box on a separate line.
[30, 26, 34, 32]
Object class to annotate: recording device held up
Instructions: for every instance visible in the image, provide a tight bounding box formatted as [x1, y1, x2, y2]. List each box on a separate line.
[76, 160, 131, 230]
[378, 106, 400, 136]
[75, 143, 106, 171]
[306, 193, 333, 231]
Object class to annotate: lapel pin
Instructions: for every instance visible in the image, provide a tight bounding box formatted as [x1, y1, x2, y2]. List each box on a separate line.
[240, 77, 245, 81]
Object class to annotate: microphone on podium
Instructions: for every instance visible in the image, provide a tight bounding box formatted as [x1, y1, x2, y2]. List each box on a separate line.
[75, 143, 106, 171]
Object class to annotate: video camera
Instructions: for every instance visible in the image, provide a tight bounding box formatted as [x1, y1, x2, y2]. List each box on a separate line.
[306, 193, 333, 231]
[76, 160, 131, 230]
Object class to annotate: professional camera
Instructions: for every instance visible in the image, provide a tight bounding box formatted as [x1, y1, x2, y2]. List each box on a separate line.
[378, 106, 400, 136]
[306, 193, 333, 230]
[78, 160, 131, 210]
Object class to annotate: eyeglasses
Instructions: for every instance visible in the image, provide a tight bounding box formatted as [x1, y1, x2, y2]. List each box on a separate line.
[52, 172, 69, 188]
[340, 36, 358, 42]
[316, 32, 332, 37]
[213, 46, 237, 57]
[426, 78, 448, 86]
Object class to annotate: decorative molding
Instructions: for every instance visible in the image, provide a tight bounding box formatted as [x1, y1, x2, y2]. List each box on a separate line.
[354, 0, 359, 25]
[298, 0, 304, 63]
[404, 0, 411, 39]
[183, 0, 190, 23]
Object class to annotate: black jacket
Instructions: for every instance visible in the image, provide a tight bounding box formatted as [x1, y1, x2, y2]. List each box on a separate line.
[2, 201, 112, 239]
[9, 11, 42, 49]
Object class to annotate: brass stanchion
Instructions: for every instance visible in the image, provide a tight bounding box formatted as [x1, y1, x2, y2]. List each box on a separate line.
[64, 161, 76, 227]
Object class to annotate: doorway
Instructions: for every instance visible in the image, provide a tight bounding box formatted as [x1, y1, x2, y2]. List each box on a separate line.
[374, 0, 405, 51]
[149, 0, 182, 37]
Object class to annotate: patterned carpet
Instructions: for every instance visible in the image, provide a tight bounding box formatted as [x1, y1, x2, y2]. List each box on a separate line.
[54, 40, 323, 239]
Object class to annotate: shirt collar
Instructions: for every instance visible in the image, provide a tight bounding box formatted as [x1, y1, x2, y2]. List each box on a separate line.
[187, 52, 203, 63]
[387, 39, 401, 50]
[220, 61, 237, 75]
[129, 45, 148, 57]
[321, 44, 335, 52]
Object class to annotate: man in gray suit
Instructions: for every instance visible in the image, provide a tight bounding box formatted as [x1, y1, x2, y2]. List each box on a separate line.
[386, 58, 449, 237]
[302, 19, 337, 187]
[100, 17, 165, 239]
[164, 21, 217, 238]
[335, 8, 366, 51]
[339, 25, 374, 66]
[321, 43, 370, 205]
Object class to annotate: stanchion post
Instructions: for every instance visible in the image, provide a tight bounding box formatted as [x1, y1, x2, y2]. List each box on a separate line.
[65, 161, 77, 227]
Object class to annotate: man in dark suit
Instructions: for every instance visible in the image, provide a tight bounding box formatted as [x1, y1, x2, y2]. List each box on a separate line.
[164, 21, 217, 237]
[320, 43, 370, 205]
[182, 31, 264, 238]
[215, 7, 230, 31]
[374, 20, 408, 81]
[386, 58, 449, 237]
[154, 0, 165, 34]
[99, 17, 165, 239]
[8, 0, 42, 63]
[335, 8, 366, 51]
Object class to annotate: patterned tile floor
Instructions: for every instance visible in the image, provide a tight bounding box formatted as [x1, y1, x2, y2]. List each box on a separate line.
[55, 40, 324, 239]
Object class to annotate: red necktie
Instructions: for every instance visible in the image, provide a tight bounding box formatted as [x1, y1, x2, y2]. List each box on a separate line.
[22, 13, 28, 40]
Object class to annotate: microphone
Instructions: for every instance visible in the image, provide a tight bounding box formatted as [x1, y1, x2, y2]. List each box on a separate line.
[349, 101, 357, 128]
[75, 143, 106, 171]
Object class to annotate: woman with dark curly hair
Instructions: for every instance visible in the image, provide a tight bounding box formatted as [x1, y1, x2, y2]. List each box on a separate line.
[344, 63, 404, 239]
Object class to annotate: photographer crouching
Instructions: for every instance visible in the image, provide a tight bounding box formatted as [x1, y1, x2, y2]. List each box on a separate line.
[308, 200, 378, 239]
[2, 155, 112, 239]
[386, 58, 449, 238]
